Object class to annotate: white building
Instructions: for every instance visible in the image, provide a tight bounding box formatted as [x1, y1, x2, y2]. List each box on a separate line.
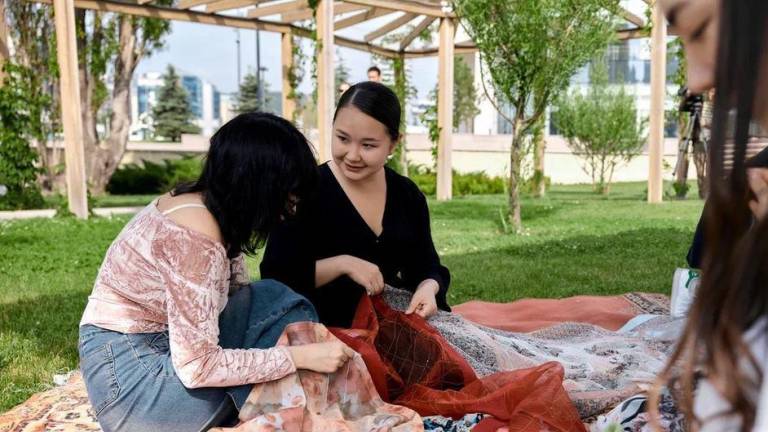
[466, 38, 680, 138]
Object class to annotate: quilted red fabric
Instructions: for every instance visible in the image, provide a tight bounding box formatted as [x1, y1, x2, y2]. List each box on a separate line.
[330, 296, 587, 432]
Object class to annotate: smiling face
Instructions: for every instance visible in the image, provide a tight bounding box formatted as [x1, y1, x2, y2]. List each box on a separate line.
[332, 106, 396, 182]
[660, 0, 720, 94]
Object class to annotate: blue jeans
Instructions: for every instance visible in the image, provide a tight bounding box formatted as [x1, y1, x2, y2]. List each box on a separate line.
[79, 280, 317, 432]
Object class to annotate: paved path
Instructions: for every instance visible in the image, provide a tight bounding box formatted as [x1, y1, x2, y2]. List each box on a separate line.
[0, 206, 142, 220]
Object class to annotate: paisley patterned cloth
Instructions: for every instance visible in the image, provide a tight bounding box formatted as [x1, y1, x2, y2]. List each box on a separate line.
[80, 201, 295, 389]
[382, 287, 682, 420]
[0, 323, 423, 432]
[212, 322, 423, 431]
[0, 373, 100, 432]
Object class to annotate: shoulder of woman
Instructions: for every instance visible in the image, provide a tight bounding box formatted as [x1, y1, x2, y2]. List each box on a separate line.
[157, 194, 223, 244]
[386, 167, 427, 203]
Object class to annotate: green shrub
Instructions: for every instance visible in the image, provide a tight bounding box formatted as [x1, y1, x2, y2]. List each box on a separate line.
[409, 165, 505, 197]
[106, 156, 203, 195]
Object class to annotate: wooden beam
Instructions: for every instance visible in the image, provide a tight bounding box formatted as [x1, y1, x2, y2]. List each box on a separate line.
[247, 0, 304, 18]
[399, 15, 435, 51]
[0, 0, 8, 86]
[403, 42, 475, 58]
[53, 0, 88, 218]
[334, 34, 397, 58]
[177, 0, 218, 8]
[280, 7, 313, 22]
[137, 0, 154, 4]
[206, 0, 259, 13]
[332, 2, 369, 16]
[29, 0, 404, 58]
[316, 0, 334, 161]
[436, 17, 454, 201]
[647, 1, 666, 204]
[364, 12, 416, 42]
[617, 6, 645, 27]
[280, 2, 367, 22]
[281, 32, 295, 121]
[32, 0, 300, 32]
[342, 0, 447, 17]
[334, 7, 393, 31]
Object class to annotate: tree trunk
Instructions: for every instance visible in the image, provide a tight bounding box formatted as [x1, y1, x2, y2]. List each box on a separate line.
[674, 116, 690, 199]
[89, 16, 136, 195]
[76, 10, 99, 184]
[692, 132, 707, 199]
[507, 115, 525, 232]
[532, 120, 546, 198]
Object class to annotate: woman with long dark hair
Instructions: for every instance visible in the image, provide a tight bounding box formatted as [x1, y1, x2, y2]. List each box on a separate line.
[78, 112, 355, 431]
[260, 82, 450, 328]
[654, 0, 768, 430]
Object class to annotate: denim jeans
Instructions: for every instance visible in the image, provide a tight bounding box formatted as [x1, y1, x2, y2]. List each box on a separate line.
[79, 279, 317, 432]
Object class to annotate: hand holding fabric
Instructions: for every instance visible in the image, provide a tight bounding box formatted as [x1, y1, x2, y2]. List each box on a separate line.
[343, 255, 385, 296]
[405, 279, 439, 318]
[287, 341, 356, 373]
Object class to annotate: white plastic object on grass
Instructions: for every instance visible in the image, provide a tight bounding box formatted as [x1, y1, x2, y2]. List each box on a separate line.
[670, 268, 700, 318]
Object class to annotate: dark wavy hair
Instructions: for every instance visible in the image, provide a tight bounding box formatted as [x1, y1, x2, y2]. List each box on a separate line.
[172, 112, 317, 258]
[652, 1, 768, 429]
[334, 81, 401, 142]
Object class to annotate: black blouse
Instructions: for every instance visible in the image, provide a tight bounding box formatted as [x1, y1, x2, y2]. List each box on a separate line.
[261, 163, 451, 328]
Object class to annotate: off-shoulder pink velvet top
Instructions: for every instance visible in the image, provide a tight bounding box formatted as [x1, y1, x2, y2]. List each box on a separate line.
[80, 200, 296, 389]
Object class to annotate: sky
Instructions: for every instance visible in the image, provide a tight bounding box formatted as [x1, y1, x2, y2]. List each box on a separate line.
[134, 0, 647, 100]
[135, 20, 439, 99]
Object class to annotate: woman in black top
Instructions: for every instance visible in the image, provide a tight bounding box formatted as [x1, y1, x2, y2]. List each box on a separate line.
[261, 82, 450, 328]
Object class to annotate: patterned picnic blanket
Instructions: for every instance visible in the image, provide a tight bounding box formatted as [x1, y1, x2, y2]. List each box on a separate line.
[381, 288, 680, 420]
[0, 323, 423, 432]
[0, 291, 676, 431]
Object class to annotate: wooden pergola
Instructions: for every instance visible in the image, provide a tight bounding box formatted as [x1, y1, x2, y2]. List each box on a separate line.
[0, 0, 668, 218]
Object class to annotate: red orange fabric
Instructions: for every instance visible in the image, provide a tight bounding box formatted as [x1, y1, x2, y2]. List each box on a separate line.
[452, 294, 657, 332]
[330, 296, 587, 432]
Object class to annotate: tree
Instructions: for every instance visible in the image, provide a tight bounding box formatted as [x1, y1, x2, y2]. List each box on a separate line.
[151, 65, 200, 141]
[555, 60, 646, 194]
[234, 70, 272, 114]
[7, 4, 173, 194]
[0, 63, 45, 209]
[5, 3, 61, 192]
[335, 51, 350, 103]
[456, 0, 620, 231]
[453, 56, 480, 132]
[77, 8, 173, 194]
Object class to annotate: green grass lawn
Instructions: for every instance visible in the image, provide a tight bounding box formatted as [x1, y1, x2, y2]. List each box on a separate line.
[0, 182, 703, 412]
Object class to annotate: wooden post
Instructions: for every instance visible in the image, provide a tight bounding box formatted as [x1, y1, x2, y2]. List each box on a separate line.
[54, 0, 88, 218]
[648, 1, 666, 204]
[436, 17, 454, 201]
[316, 0, 335, 162]
[281, 32, 296, 122]
[0, 0, 9, 86]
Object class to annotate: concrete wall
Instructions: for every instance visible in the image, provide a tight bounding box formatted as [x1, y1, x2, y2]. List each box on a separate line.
[49, 133, 681, 185]
[403, 133, 681, 184]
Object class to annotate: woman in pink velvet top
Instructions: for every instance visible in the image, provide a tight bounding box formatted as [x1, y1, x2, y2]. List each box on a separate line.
[78, 112, 355, 432]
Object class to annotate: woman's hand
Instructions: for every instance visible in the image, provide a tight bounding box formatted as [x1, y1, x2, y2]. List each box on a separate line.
[748, 168, 768, 221]
[342, 255, 385, 296]
[405, 279, 439, 318]
[287, 341, 356, 374]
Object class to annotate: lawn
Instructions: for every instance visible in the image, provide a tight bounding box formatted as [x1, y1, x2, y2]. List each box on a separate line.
[0, 182, 703, 411]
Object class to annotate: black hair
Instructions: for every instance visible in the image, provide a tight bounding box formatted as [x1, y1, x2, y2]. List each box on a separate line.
[367, 66, 381, 76]
[172, 112, 317, 259]
[334, 81, 401, 141]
